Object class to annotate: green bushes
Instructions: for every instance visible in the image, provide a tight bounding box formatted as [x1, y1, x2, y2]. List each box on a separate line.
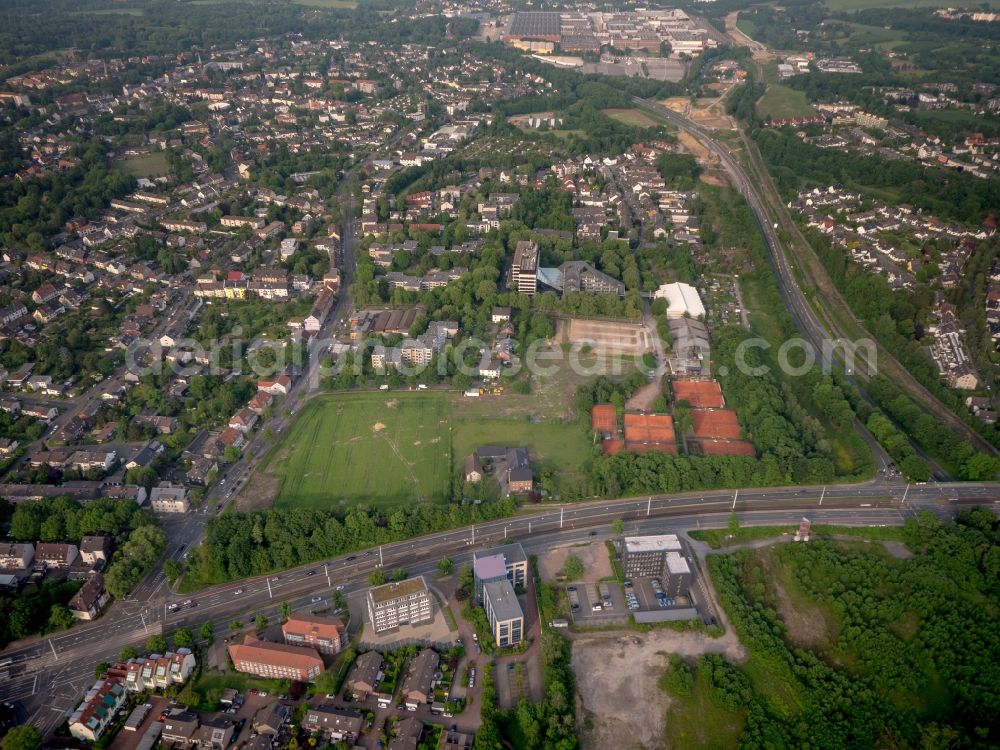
[699, 510, 1000, 748]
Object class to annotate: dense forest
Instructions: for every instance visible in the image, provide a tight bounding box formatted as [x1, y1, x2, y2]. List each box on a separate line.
[754, 127, 1000, 226]
[667, 510, 1000, 749]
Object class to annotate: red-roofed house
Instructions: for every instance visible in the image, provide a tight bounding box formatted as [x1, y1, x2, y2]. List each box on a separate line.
[257, 373, 292, 395]
[218, 427, 247, 450]
[248, 391, 274, 414]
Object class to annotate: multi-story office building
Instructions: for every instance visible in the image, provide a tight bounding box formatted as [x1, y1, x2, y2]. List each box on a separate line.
[366, 576, 433, 633]
[482, 579, 524, 647]
[622, 534, 683, 578]
[512, 241, 539, 295]
[473, 542, 528, 602]
[664, 551, 692, 596]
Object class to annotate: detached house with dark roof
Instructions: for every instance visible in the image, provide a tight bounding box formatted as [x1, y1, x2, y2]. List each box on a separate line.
[68, 573, 110, 620]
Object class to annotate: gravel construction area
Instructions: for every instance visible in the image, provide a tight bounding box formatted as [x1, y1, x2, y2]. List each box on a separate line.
[572, 628, 746, 750]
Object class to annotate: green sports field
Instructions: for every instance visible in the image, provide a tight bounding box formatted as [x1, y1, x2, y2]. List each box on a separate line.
[756, 84, 816, 121]
[265, 392, 452, 509]
[258, 390, 593, 509]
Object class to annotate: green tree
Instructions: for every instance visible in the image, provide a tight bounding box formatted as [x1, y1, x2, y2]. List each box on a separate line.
[1, 725, 41, 750]
[611, 519, 624, 536]
[163, 559, 181, 584]
[727, 512, 740, 536]
[172, 627, 194, 649]
[390, 568, 407, 582]
[368, 570, 386, 586]
[229, 620, 243, 632]
[437, 557, 454, 576]
[254, 614, 269, 635]
[146, 634, 167, 653]
[94, 662, 110, 679]
[119, 645, 139, 660]
[456, 563, 474, 601]
[200, 622, 215, 644]
[48, 604, 74, 631]
[280, 601, 292, 622]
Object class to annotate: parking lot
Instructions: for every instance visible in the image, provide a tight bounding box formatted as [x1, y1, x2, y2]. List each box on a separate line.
[628, 577, 691, 613]
[566, 581, 628, 625]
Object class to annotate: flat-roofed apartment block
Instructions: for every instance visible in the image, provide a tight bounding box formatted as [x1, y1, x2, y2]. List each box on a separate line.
[366, 576, 433, 633]
[282, 615, 348, 655]
[472, 542, 528, 602]
[622, 534, 682, 578]
[482, 579, 524, 647]
[511, 241, 538, 295]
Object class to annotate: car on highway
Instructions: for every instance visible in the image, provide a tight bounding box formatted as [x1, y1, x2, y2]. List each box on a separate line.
[311, 596, 323, 603]
[168, 603, 179, 611]
[346, 556, 357, 561]
[306, 570, 316, 577]
[234, 588, 244, 595]
[182, 599, 192, 606]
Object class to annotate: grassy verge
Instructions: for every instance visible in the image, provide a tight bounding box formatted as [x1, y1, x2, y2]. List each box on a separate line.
[690, 522, 906, 549]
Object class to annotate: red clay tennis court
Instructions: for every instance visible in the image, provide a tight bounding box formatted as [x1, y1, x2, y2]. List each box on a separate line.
[691, 409, 742, 440]
[695, 439, 755, 457]
[624, 440, 677, 454]
[601, 438, 625, 455]
[623, 413, 677, 452]
[672, 379, 725, 409]
[591, 404, 617, 433]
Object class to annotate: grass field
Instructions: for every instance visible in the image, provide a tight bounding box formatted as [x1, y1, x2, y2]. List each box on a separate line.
[266, 393, 452, 509]
[755, 84, 815, 120]
[601, 108, 660, 128]
[662, 663, 746, 749]
[113, 152, 170, 178]
[261, 390, 591, 509]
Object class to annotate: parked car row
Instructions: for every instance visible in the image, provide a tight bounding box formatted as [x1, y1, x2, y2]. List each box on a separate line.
[623, 579, 639, 610]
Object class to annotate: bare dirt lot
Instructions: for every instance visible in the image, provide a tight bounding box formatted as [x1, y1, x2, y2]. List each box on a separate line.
[235, 471, 280, 511]
[573, 628, 747, 750]
[537, 541, 612, 583]
[678, 130, 713, 163]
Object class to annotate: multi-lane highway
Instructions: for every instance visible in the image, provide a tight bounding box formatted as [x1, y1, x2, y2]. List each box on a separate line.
[2, 479, 998, 735]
